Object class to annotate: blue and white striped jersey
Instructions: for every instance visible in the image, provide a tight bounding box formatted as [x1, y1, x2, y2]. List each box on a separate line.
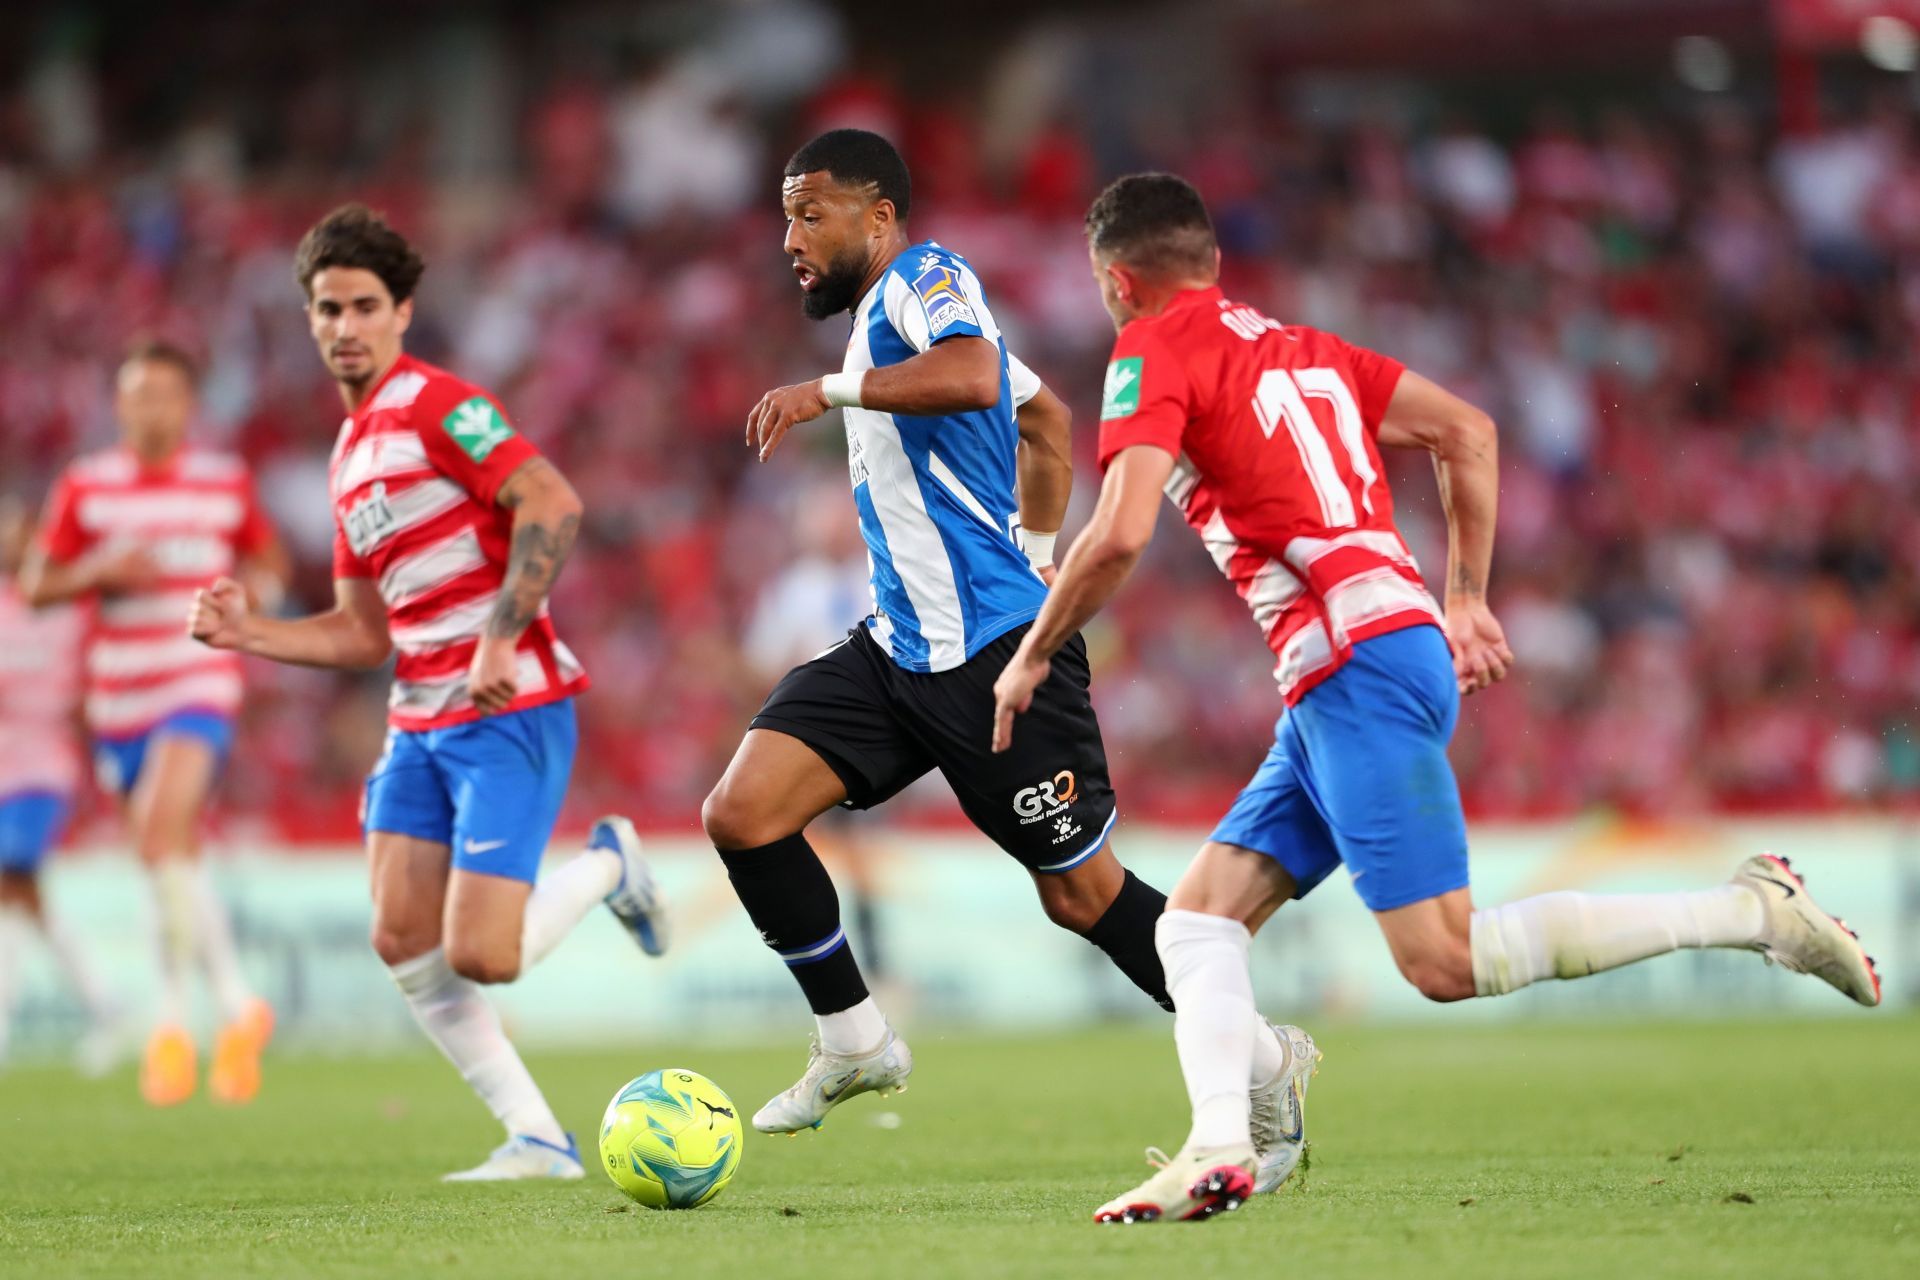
[841, 240, 1047, 672]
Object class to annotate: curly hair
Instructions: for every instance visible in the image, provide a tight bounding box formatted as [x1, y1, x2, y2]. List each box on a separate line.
[293, 203, 426, 303]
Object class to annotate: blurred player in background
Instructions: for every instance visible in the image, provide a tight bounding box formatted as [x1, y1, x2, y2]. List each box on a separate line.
[709, 131, 1299, 1174]
[189, 205, 668, 1181]
[0, 497, 121, 1073]
[21, 341, 286, 1107]
[993, 174, 1884, 1224]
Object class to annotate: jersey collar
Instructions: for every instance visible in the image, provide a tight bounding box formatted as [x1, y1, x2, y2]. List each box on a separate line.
[353, 351, 418, 422]
[1162, 285, 1225, 316]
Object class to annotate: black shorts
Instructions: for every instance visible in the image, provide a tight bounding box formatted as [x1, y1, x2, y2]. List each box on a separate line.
[749, 623, 1117, 873]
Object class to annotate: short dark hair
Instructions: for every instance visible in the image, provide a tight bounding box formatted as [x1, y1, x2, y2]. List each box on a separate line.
[121, 336, 200, 387]
[293, 203, 426, 302]
[1084, 173, 1218, 278]
[785, 129, 911, 220]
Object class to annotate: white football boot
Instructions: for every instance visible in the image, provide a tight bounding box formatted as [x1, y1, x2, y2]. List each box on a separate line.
[1094, 1144, 1257, 1224]
[1249, 1022, 1320, 1194]
[1732, 854, 1881, 1006]
[592, 816, 670, 957]
[442, 1133, 586, 1182]
[751, 1028, 912, 1134]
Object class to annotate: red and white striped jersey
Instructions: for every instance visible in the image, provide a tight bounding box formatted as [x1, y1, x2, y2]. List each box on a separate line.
[38, 447, 275, 738]
[1098, 287, 1442, 704]
[329, 353, 587, 731]
[0, 578, 83, 797]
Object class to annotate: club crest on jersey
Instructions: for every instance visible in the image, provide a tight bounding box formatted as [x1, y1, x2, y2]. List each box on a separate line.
[910, 262, 977, 336]
[441, 396, 515, 463]
[1101, 357, 1142, 420]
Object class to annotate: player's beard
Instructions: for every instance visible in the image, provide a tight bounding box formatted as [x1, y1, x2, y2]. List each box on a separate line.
[800, 244, 870, 320]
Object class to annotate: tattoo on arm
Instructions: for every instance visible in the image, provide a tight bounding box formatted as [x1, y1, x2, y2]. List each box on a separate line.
[487, 463, 581, 640]
[488, 514, 579, 639]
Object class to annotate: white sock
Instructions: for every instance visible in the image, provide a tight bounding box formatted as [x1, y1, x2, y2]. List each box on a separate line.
[149, 862, 197, 1025]
[816, 995, 889, 1057]
[1158, 909, 1258, 1151]
[40, 911, 115, 1023]
[1249, 1018, 1291, 1087]
[0, 907, 30, 1058]
[1471, 886, 1765, 997]
[389, 947, 566, 1146]
[189, 864, 253, 1023]
[521, 848, 622, 972]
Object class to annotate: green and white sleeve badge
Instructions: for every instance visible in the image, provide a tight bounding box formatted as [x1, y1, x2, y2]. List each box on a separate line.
[1100, 356, 1143, 421]
[441, 396, 516, 462]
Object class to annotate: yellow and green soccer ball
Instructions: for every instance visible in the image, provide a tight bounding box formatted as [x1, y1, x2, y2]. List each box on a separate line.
[599, 1069, 743, 1209]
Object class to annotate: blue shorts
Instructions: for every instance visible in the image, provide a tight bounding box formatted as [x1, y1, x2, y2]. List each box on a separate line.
[362, 698, 577, 884]
[1211, 624, 1469, 913]
[93, 709, 235, 797]
[0, 791, 72, 873]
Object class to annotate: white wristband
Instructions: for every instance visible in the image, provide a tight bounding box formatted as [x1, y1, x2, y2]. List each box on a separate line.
[821, 371, 865, 409]
[1022, 529, 1058, 570]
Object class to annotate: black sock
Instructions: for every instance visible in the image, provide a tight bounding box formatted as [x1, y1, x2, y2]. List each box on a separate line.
[717, 832, 869, 1015]
[1081, 869, 1173, 1011]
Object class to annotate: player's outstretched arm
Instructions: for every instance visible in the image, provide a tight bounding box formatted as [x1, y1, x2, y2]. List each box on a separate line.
[188, 575, 392, 670]
[747, 336, 1003, 462]
[469, 457, 583, 714]
[991, 445, 1173, 752]
[1375, 370, 1514, 694]
[1014, 379, 1073, 583]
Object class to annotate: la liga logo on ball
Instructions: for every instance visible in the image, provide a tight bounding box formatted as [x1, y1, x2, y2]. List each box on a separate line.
[600, 1069, 743, 1210]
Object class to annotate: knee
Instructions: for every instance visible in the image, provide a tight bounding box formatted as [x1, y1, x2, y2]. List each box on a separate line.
[446, 940, 521, 986]
[1397, 951, 1475, 1003]
[701, 781, 772, 852]
[1035, 879, 1108, 935]
[370, 925, 440, 970]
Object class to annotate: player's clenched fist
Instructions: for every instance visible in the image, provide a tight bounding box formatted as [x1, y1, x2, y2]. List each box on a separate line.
[188, 577, 252, 650]
[1444, 597, 1515, 695]
[746, 379, 832, 462]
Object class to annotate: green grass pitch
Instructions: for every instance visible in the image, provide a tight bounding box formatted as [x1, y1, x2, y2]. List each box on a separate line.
[2, 1017, 1914, 1279]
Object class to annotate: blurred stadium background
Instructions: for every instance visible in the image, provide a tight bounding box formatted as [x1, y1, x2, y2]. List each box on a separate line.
[3, 0, 1917, 1054]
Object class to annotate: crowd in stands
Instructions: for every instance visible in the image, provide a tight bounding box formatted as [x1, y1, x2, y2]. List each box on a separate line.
[4, 6, 1917, 835]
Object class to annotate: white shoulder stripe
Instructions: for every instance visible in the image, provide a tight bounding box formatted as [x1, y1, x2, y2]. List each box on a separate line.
[334, 433, 431, 497]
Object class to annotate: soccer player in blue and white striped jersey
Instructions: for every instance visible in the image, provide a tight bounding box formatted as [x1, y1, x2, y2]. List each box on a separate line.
[702, 130, 1261, 1139]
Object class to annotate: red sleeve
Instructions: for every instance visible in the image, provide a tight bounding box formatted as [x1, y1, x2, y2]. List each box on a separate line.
[233, 472, 278, 558]
[415, 380, 541, 506]
[1328, 333, 1405, 432]
[36, 471, 90, 563]
[1096, 326, 1194, 473]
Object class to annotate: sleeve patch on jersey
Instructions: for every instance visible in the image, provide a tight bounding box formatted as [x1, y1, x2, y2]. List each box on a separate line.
[1101, 357, 1143, 421]
[911, 263, 979, 335]
[441, 396, 516, 462]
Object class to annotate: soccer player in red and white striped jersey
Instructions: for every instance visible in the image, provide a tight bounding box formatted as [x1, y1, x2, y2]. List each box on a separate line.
[189, 205, 666, 1182]
[0, 496, 120, 1072]
[994, 174, 1881, 1223]
[21, 340, 286, 1107]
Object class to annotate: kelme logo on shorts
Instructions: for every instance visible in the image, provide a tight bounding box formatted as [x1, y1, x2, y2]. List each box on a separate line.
[1101, 357, 1142, 421]
[442, 396, 515, 462]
